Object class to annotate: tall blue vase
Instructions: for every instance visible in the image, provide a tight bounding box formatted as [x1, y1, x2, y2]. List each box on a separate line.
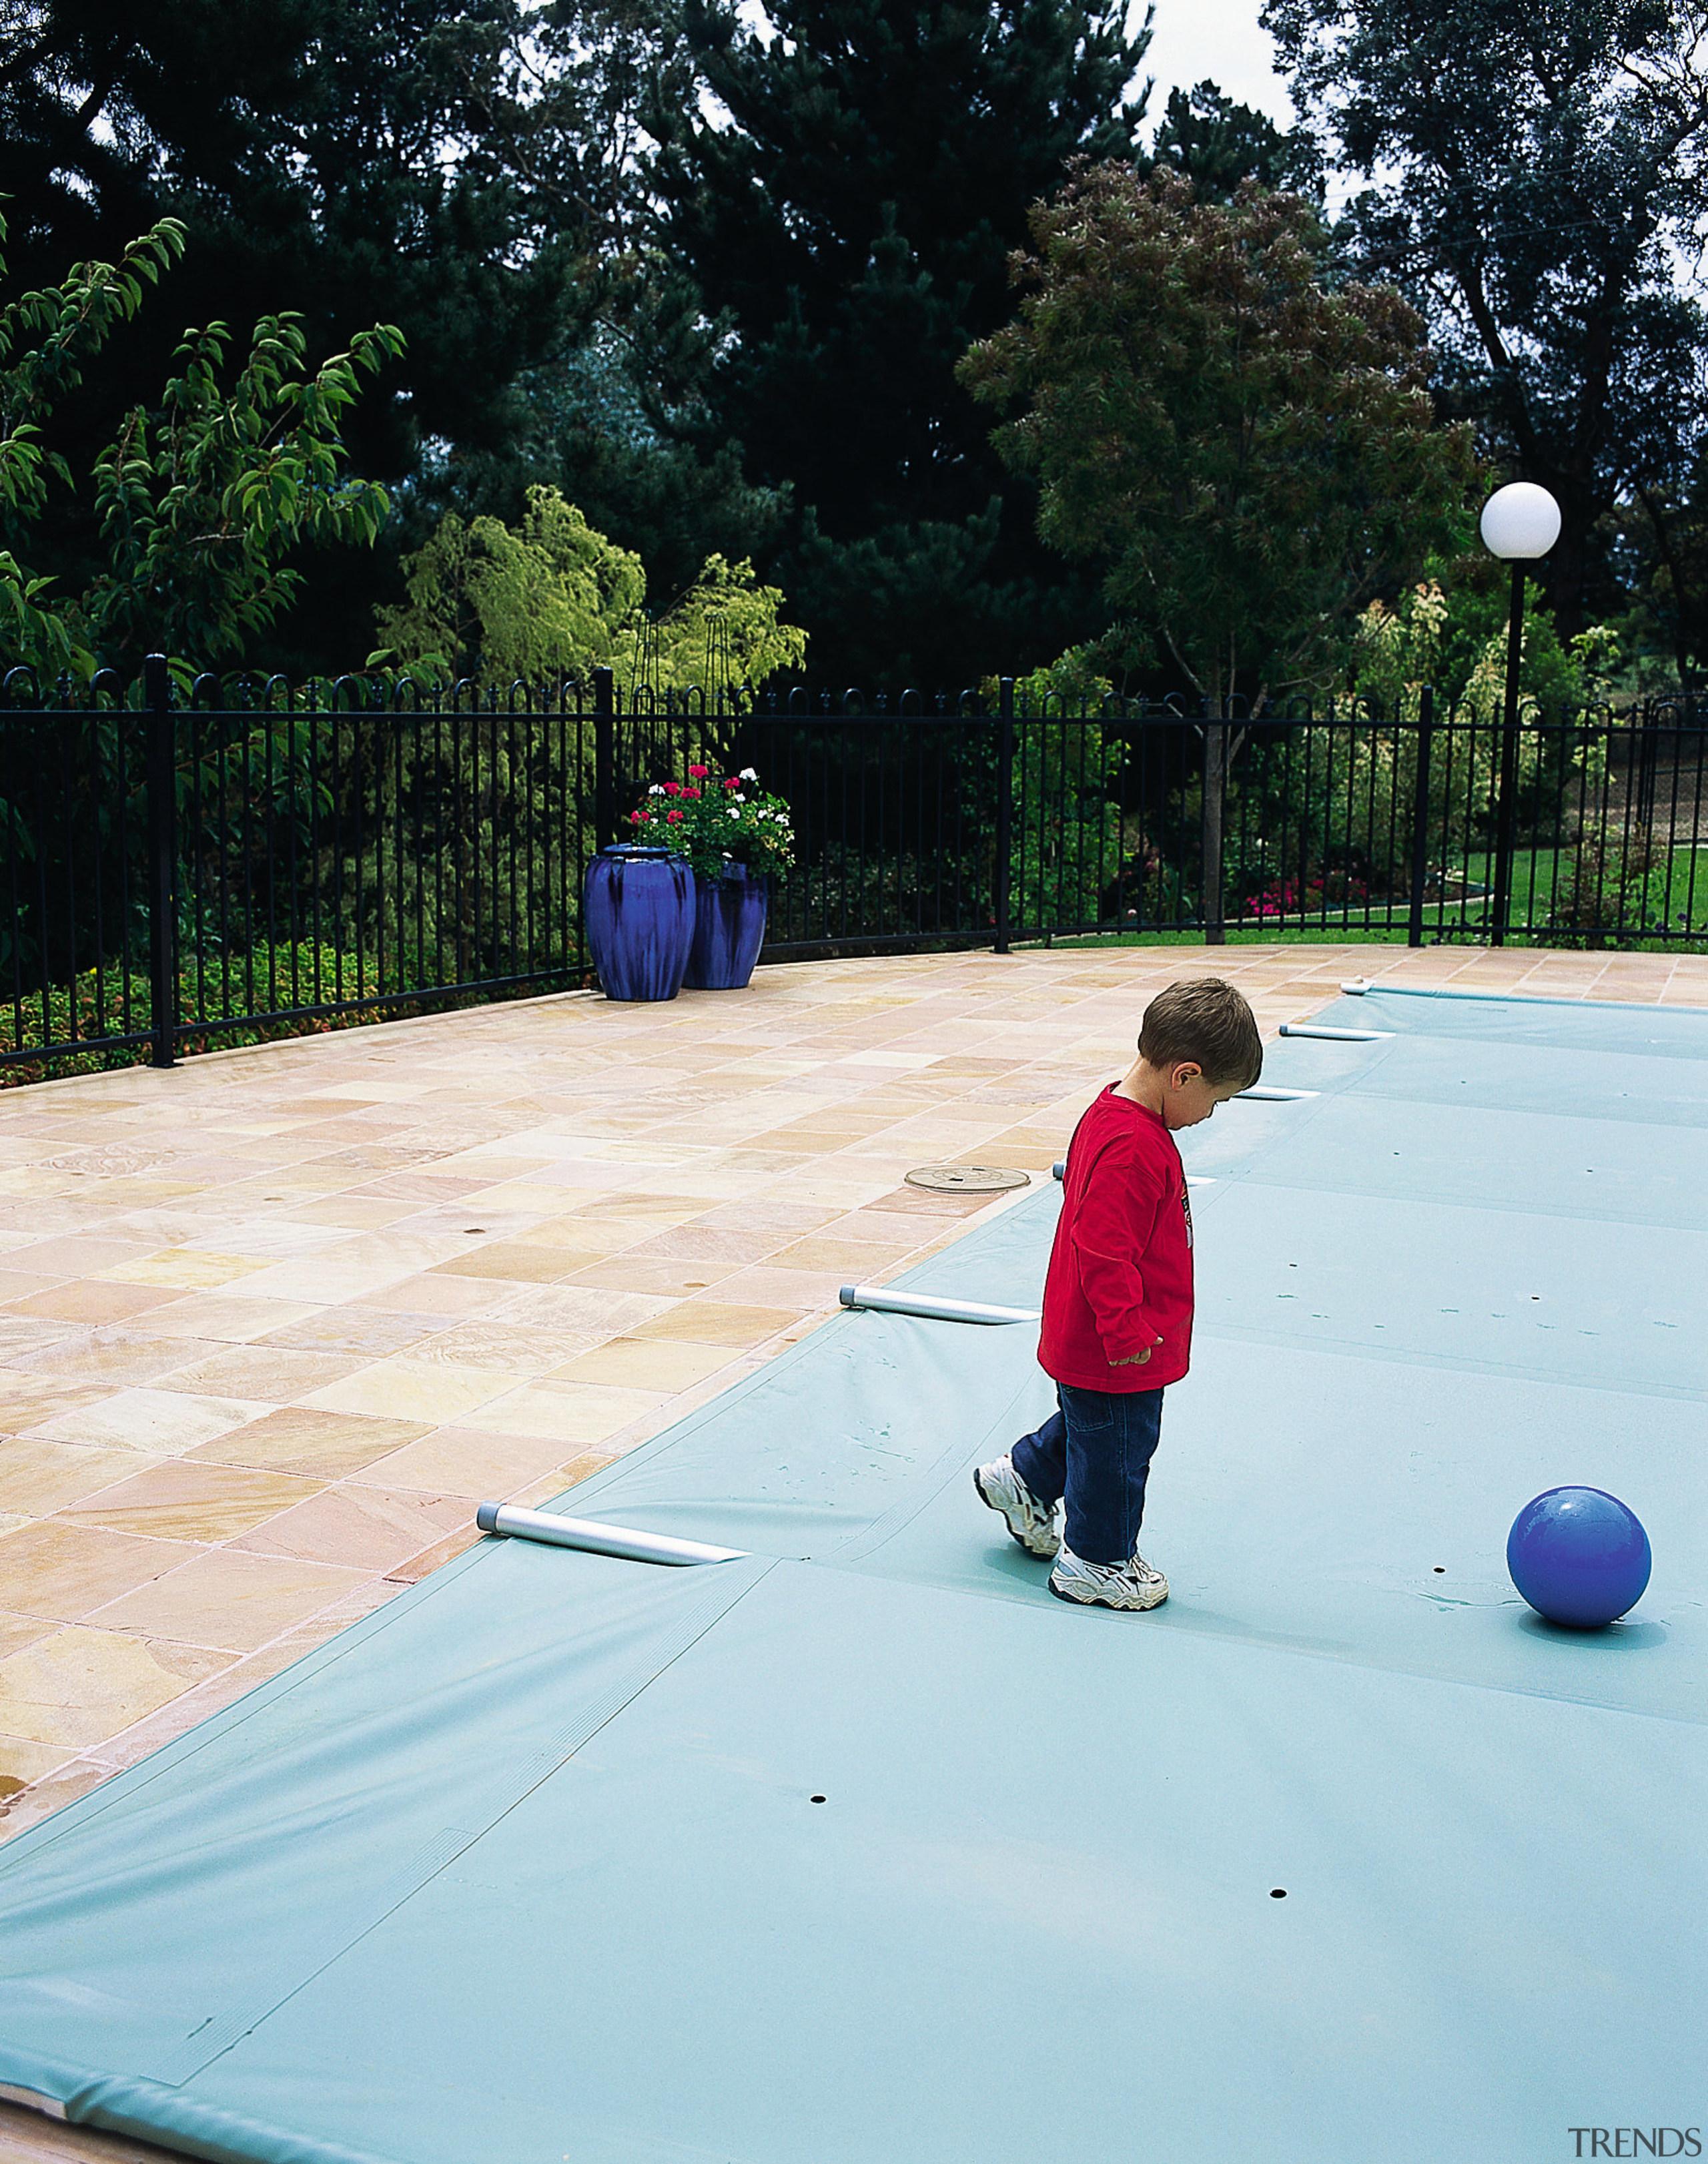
[684, 865, 769, 990]
[582, 845, 695, 1002]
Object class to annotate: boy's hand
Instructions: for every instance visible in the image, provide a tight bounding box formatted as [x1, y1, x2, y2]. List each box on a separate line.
[1110, 1341, 1160, 1367]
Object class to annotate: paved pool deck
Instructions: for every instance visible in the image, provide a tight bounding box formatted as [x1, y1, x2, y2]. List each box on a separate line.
[1, 938, 1705, 2161]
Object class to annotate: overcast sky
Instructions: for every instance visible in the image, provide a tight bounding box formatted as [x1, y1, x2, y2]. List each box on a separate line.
[1138, 0, 1296, 131]
[729, 3, 1297, 137]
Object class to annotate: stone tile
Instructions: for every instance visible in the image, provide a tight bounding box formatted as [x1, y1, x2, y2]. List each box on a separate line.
[1, 1234, 156, 1277]
[5, 1281, 185, 1325]
[5, 1326, 218, 1387]
[225, 1254, 424, 1304]
[0, 1757, 117, 1848]
[404, 1319, 590, 1375]
[351, 1273, 522, 1318]
[300, 1357, 516, 1425]
[25, 1388, 266, 1455]
[0, 1626, 233, 1747]
[426, 1242, 586, 1283]
[0, 1521, 198, 1622]
[558, 1254, 742, 1298]
[0, 1612, 53, 1662]
[0, 1439, 169, 1516]
[458, 1379, 665, 1445]
[132, 1291, 325, 1342]
[766, 1236, 912, 1273]
[255, 1307, 450, 1355]
[382, 1524, 483, 1584]
[498, 1284, 675, 1338]
[352, 1424, 595, 1498]
[0, 1731, 79, 1796]
[149, 1344, 366, 1403]
[84, 1548, 371, 1654]
[624, 1301, 800, 1349]
[97, 1249, 275, 1291]
[61, 1459, 320, 1543]
[235, 1483, 470, 1573]
[185, 1406, 431, 1479]
[546, 1337, 742, 1391]
[0, 1372, 120, 1438]
[0, 1269, 69, 1305]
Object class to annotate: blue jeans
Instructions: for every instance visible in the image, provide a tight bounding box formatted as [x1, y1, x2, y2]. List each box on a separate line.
[1011, 1384, 1164, 1567]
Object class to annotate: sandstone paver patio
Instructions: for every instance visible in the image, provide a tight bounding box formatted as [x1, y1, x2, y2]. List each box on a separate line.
[1, 938, 1706, 2162]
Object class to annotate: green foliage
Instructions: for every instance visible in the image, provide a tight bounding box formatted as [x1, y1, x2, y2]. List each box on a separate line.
[1341, 576, 1625, 720]
[627, 763, 796, 879]
[977, 645, 1123, 930]
[959, 167, 1480, 705]
[1145, 81, 1322, 204]
[376, 486, 647, 686]
[1263, 0, 1708, 639]
[0, 0, 572, 676]
[0, 210, 402, 676]
[376, 485, 806, 695]
[645, 0, 1152, 687]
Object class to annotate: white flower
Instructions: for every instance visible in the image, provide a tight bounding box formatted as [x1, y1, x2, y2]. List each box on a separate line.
[648, 783, 666, 795]
[740, 766, 758, 781]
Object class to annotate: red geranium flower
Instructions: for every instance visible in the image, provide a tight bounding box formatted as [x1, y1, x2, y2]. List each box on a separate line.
[665, 808, 684, 823]
[687, 763, 710, 779]
[724, 777, 740, 789]
[683, 787, 701, 799]
[663, 781, 683, 797]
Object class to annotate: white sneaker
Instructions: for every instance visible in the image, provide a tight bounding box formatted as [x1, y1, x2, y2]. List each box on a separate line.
[973, 1453, 1062, 1558]
[1048, 1543, 1169, 1611]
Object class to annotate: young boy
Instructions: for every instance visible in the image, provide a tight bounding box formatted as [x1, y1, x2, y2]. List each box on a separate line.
[975, 978, 1263, 1610]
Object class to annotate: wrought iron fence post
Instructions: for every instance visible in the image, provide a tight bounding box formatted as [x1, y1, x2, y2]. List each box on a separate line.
[144, 653, 177, 1068]
[1490, 561, 1526, 946]
[1407, 685, 1436, 948]
[593, 667, 616, 849]
[994, 677, 1015, 954]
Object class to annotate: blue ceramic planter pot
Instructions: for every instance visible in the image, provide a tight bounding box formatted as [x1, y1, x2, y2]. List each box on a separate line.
[685, 865, 769, 990]
[583, 845, 695, 1002]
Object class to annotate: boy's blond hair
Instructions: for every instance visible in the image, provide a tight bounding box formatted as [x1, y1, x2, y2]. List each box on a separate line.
[1138, 979, 1263, 1090]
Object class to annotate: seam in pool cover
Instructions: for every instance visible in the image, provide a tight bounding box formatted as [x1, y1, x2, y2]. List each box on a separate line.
[117, 1557, 776, 2098]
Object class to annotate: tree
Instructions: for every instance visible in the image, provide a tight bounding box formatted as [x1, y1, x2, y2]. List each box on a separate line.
[1, 212, 401, 677]
[1146, 80, 1321, 203]
[374, 483, 807, 694]
[0, 0, 568, 673]
[957, 165, 1477, 936]
[643, 0, 1153, 688]
[1262, 0, 1708, 641]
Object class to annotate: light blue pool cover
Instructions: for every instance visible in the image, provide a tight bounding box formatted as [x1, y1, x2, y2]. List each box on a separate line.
[1, 984, 1703, 2163]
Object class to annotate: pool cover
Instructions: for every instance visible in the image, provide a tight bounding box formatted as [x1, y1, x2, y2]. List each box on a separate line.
[1, 985, 1703, 2164]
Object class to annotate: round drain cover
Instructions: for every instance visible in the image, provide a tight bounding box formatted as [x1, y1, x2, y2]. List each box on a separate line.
[904, 1164, 1030, 1193]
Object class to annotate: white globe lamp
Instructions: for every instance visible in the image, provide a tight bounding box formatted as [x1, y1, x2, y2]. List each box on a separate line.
[1480, 482, 1561, 561]
[1480, 481, 1561, 947]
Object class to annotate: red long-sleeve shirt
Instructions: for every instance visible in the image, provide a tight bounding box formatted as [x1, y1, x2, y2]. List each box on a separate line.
[1038, 1085, 1194, 1391]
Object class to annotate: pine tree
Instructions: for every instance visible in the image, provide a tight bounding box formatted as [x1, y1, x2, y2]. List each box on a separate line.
[0, 0, 567, 672]
[646, 0, 1152, 689]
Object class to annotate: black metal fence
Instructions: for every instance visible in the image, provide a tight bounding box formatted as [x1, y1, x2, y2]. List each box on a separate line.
[3, 657, 1704, 1080]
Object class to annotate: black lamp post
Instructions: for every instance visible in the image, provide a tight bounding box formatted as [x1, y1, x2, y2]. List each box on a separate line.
[1479, 482, 1561, 946]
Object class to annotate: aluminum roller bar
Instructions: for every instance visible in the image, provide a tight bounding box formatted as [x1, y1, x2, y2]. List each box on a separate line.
[1235, 1086, 1320, 1101]
[1278, 1024, 1394, 1042]
[839, 1285, 1040, 1327]
[475, 1501, 747, 1566]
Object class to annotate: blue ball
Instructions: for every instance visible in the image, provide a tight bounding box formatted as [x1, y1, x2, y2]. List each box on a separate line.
[1507, 1487, 1652, 1628]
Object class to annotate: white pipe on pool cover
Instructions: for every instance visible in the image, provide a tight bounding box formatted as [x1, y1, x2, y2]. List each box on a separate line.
[1278, 1024, 1394, 1042]
[839, 1285, 1040, 1326]
[1235, 1085, 1319, 1100]
[476, 1501, 747, 1566]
